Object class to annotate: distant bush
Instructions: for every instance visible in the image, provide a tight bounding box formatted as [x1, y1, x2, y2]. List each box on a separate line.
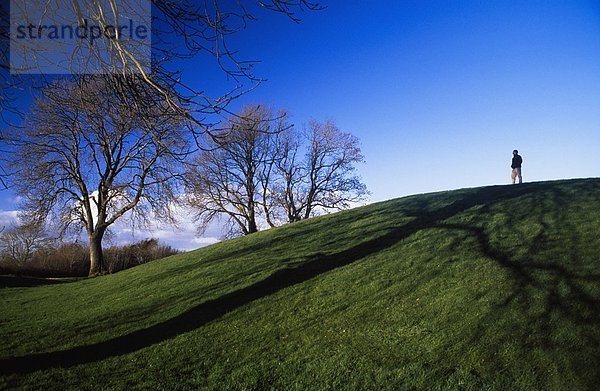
[0, 238, 179, 277]
[104, 239, 180, 274]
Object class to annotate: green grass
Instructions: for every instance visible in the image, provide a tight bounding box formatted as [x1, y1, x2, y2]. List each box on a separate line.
[1, 178, 599, 390]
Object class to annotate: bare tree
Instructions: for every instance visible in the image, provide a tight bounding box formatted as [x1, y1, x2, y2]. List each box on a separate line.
[271, 126, 304, 223]
[1, 1, 323, 133]
[187, 109, 368, 236]
[186, 104, 289, 236]
[2, 1, 323, 195]
[272, 119, 368, 222]
[0, 223, 54, 264]
[5, 75, 190, 275]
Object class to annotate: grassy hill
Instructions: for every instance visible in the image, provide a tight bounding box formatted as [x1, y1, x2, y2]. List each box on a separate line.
[1, 178, 599, 390]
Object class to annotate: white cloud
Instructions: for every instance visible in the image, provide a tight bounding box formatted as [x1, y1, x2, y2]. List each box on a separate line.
[192, 237, 220, 245]
[59, 190, 222, 251]
[0, 210, 20, 228]
[0, 203, 222, 251]
[104, 202, 224, 251]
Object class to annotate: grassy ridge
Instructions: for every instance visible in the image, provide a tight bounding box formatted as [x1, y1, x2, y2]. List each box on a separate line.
[1, 178, 599, 390]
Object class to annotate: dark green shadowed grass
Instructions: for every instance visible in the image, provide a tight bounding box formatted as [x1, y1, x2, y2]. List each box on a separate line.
[1, 178, 599, 390]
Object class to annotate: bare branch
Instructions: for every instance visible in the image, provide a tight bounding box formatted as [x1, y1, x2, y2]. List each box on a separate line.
[186, 108, 368, 236]
[186, 104, 290, 236]
[4, 75, 191, 275]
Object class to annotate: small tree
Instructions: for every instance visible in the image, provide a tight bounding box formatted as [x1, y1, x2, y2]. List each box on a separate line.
[272, 119, 368, 223]
[6, 76, 190, 275]
[0, 223, 54, 264]
[187, 107, 368, 236]
[186, 104, 289, 236]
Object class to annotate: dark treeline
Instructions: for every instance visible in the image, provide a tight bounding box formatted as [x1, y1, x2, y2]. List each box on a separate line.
[0, 238, 179, 277]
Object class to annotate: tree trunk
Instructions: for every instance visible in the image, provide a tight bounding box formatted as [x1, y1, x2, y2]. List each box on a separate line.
[88, 231, 105, 276]
[247, 218, 258, 234]
[247, 199, 258, 234]
[303, 205, 312, 220]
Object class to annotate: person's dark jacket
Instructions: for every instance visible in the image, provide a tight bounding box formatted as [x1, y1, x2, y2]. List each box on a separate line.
[511, 154, 523, 169]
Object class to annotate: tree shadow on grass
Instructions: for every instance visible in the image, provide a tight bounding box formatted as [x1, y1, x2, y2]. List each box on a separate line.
[0, 181, 588, 375]
[434, 187, 600, 389]
[437, 222, 600, 322]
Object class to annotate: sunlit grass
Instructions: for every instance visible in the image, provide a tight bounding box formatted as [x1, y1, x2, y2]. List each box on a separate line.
[1, 178, 599, 390]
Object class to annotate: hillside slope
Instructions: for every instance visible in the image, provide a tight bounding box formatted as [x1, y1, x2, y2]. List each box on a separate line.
[1, 179, 599, 390]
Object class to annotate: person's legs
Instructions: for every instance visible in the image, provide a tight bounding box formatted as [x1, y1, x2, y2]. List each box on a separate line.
[517, 167, 522, 184]
[511, 168, 517, 184]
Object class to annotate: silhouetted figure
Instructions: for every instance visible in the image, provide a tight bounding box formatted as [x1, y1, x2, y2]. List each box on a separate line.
[511, 150, 523, 184]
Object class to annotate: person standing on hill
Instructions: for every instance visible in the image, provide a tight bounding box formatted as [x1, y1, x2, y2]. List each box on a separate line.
[511, 149, 523, 184]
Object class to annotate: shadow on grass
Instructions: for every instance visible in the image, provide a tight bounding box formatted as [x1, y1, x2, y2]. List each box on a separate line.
[433, 182, 600, 389]
[0, 276, 73, 288]
[437, 222, 600, 321]
[450, 221, 599, 389]
[0, 181, 593, 374]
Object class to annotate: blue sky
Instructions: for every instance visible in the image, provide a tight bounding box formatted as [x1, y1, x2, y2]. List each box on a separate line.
[1, 0, 599, 248]
[220, 0, 600, 200]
